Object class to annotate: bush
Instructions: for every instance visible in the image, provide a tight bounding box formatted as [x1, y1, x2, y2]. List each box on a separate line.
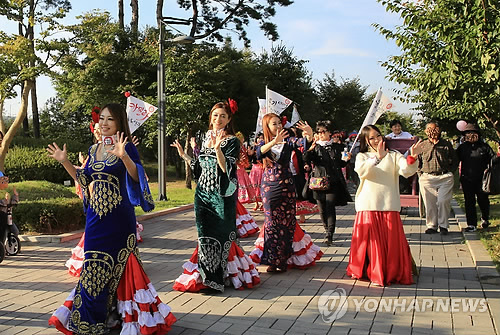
[5, 146, 79, 183]
[13, 197, 85, 234]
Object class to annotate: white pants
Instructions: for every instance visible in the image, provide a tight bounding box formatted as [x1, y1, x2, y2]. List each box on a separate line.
[419, 172, 454, 229]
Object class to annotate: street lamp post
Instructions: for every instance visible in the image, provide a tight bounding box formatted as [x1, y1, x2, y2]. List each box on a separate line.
[157, 17, 194, 201]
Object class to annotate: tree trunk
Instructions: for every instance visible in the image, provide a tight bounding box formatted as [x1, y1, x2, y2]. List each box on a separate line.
[184, 129, 193, 189]
[22, 80, 29, 136]
[118, 0, 124, 30]
[130, 0, 139, 38]
[31, 78, 40, 138]
[0, 80, 33, 171]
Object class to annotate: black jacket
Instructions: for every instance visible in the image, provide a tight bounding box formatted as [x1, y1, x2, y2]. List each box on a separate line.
[303, 143, 352, 205]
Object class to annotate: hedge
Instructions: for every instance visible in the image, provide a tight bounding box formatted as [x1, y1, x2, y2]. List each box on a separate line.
[5, 146, 79, 183]
[13, 197, 85, 234]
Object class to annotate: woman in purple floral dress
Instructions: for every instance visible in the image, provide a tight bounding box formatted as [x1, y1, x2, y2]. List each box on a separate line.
[250, 113, 323, 273]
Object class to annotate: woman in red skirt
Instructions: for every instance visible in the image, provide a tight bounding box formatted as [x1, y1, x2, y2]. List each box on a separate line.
[346, 125, 422, 286]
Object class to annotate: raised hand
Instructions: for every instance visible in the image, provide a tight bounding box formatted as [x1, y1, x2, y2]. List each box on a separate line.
[132, 136, 140, 146]
[108, 132, 128, 159]
[190, 137, 197, 150]
[78, 152, 85, 165]
[296, 121, 313, 139]
[170, 139, 186, 157]
[274, 129, 289, 145]
[376, 139, 388, 160]
[214, 130, 226, 149]
[47, 142, 68, 163]
[410, 139, 424, 157]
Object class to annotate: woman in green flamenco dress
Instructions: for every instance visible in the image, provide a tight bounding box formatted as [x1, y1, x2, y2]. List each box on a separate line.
[171, 100, 260, 292]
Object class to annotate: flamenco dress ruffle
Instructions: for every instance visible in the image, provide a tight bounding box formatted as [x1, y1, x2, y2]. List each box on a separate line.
[50, 253, 176, 335]
[346, 211, 414, 286]
[173, 243, 261, 292]
[250, 222, 323, 269]
[235, 200, 259, 238]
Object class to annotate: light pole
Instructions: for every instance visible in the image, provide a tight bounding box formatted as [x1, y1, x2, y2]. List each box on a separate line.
[157, 17, 194, 201]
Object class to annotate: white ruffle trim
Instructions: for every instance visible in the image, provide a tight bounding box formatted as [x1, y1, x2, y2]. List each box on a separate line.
[65, 258, 83, 270]
[71, 245, 84, 259]
[176, 254, 259, 289]
[236, 213, 253, 223]
[182, 260, 198, 273]
[291, 232, 313, 252]
[287, 243, 322, 266]
[50, 288, 75, 328]
[253, 237, 264, 248]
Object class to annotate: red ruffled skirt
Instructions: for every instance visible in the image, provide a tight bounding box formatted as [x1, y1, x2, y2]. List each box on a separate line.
[237, 167, 258, 204]
[173, 243, 261, 292]
[50, 253, 176, 334]
[346, 211, 414, 286]
[236, 200, 259, 238]
[250, 222, 323, 269]
[296, 201, 319, 216]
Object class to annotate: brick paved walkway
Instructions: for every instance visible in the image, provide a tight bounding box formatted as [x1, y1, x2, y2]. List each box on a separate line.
[0, 202, 498, 335]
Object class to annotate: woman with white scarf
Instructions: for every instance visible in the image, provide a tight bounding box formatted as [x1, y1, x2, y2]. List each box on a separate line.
[304, 120, 352, 246]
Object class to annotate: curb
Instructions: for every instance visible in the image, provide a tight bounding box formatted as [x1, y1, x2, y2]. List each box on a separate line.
[18, 203, 194, 244]
[450, 199, 500, 334]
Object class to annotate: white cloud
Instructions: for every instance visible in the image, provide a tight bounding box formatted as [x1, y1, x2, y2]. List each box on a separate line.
[286, 19, 321, 35]
[309, 37, 373, 57]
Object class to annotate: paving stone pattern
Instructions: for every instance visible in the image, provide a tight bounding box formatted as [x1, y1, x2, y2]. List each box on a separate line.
[0, 202, 498, 335]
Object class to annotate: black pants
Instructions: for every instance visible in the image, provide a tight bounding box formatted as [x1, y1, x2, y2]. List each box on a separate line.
[316, 192, 337, 238]
[0, 212, 7, 243]
[461, 178, 489, 227]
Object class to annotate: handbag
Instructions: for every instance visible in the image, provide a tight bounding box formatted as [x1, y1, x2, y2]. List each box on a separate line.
[482, 158, 500, 195]
[309, 176, 330, 191]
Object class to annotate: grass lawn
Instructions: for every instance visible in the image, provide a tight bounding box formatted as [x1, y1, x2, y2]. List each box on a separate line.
[454, 191, 500, 271]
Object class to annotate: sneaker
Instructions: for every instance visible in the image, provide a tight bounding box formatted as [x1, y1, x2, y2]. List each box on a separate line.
[481, 219, 490, 229]
[440, 227, 448, 235]
[425, 228, 438, 234]
[464, 226, 477, 232]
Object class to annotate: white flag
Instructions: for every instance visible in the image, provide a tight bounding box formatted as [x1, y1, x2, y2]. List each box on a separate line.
[350, 88, 393, 151]
[266, 87, 292, 116]
[290, 105, 301, 125]
[255, 98, 267, 134]
[126, 95, 158, 134]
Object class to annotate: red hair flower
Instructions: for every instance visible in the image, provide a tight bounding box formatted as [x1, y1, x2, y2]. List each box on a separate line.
[281, 116, 288, 127]
[91, 106, 101, 124]
[228, 98, 238, 114]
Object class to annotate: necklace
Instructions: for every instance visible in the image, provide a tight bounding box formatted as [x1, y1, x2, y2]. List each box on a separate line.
[101, 144, 115, 160]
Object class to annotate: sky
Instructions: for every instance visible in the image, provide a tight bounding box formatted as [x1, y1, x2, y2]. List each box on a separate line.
[1, 0, 416, 118]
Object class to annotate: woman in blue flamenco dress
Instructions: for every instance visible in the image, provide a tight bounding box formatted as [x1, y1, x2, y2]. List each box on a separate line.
[171, 100, 260, 292]
[250, 113, 323, 273]
[47, 103, 176, 334]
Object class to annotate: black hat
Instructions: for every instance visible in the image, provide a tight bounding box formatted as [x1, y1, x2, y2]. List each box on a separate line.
[462, 123, 480, 133]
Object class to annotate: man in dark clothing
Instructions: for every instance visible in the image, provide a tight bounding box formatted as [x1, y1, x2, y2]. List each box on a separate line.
[456, 123, 496, 232]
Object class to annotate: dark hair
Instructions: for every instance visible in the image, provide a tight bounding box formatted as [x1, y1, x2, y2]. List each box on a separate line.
[359, 125, 383, 153]
[389, 119, 402, 128]
[315, 120, 334, 133]
[208, 101, 235, 135]
[100, 103, 132, 141]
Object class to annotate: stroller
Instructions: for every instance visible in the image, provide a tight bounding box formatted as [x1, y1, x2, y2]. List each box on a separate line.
[0, 175, 21, 264]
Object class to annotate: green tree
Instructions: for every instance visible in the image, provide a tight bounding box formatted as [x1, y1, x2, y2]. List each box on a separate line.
[157, 0, 293, 47]
[256, 44, 319, 124]
[374, 0, 500, 137]
[315, 72, 371, 132]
